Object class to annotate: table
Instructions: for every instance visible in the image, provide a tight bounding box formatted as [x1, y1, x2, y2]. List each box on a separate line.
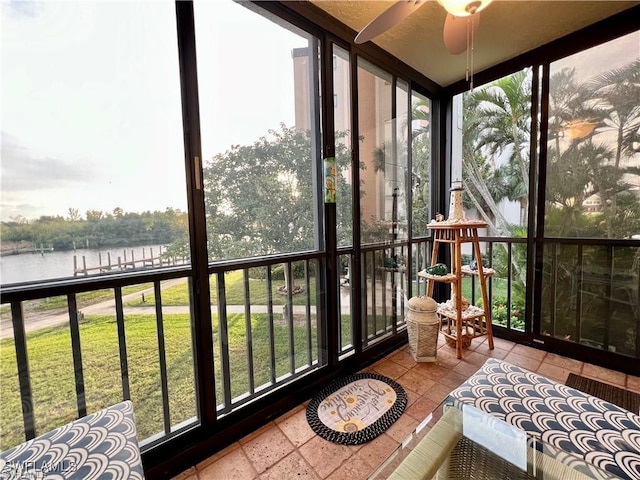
[449, 358, 640, 480]
[369, 359, 640, 480]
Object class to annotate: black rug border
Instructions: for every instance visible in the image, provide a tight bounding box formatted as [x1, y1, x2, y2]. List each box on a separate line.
[306, 372, 407, 445]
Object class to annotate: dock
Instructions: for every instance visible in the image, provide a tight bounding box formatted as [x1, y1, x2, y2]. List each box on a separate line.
[73, 246, 187, 276]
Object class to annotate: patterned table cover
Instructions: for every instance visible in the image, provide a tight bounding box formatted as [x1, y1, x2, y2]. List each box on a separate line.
[449, 358, 640, 480]
[0, 400, 144, 480]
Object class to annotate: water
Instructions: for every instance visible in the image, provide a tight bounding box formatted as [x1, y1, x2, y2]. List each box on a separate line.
[1, 245, 168, 285]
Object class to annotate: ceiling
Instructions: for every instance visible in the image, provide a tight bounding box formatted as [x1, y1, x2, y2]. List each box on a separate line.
[310, 1, 639, 86]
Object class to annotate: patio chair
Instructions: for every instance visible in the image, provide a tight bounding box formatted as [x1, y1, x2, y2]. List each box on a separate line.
[0, 400, 144, 479]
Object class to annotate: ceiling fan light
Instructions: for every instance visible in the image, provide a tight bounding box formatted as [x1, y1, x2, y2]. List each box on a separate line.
[437, 0, 492, 17]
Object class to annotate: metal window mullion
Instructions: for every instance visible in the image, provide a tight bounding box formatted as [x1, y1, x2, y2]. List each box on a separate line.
[154, 281, 171, 434]
[361, 252, 369, 347]
[304, 260, 312, 366]
[336, 255, 344, 353]
[550, 243, 558, 337]
[603, 246, 613, 351]
[381, 249, 388, 334]
[12, 301, 35, 440]
[67, 293, 87, 418]
[286, 262, 295, 374]
[574, 245, 583, 343]
[488, 242, 493, 308]
[114, 287, 130, 401]
[507, 243, 513, 330]
[243, 269, 255, 395]
[216, 272, 232, 413]
[266, 266, 276, 384]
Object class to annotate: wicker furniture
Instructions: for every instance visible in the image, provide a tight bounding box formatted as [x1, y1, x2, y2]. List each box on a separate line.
[450, 359, 640, 480]
[370, 360, 640, 480]
[418, 220, 494, 359]
[406, 296, 440, 362]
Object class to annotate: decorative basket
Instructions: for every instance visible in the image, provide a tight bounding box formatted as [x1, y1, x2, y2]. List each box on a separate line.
[406, 296, 439, 362]
[443, 325, 474, 349]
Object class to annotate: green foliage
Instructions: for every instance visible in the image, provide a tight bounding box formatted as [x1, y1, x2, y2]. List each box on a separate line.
[1, 209, 189, 252]
[492, 296, 525, 331]
[202, 124, 352, 260]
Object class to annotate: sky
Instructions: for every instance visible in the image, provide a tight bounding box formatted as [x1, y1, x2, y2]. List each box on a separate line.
[1, 1, 637, 223]
[1, 0, 306, 222]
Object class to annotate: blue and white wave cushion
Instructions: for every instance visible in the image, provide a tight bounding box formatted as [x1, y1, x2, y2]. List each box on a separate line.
[0, 400, 144, 480]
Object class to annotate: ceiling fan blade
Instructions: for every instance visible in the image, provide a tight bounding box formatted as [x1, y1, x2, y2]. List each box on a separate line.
[355, 1, 427, 44]
[443, 12, 480, 55]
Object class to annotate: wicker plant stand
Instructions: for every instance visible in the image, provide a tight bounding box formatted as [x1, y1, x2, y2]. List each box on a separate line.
[418, 221, 494, 359]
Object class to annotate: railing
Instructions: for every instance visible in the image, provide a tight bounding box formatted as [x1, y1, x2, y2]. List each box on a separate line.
[0, 267, 197, 451]
[541, 239, 640, 358]
[0, 251, 328, 452]
[411, 236, 528, 333]
[3, 236, 636, 456]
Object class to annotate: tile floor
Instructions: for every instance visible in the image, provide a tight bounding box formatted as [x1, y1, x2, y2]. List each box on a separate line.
[173, 335, 640, 480]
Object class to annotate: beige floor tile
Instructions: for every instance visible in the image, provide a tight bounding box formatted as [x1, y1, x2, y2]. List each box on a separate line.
[503, 352, 542, 373]
[388, 349, 417, 369]
[298, 436, 352, 479]
[196, 443, 241, 470]
[403, 388, 421, 407]
[325, 452, 373, 480]
[439, 371, 469, 389]
[452, 360, 482, 378]
[461, 350, 490, 367]
[405, 396, 439, 422]
[241, 425, 295, 474]
[384, 412, 419, 443]
[627, 375, 640, 393]
[198, 447, 256, 480]
[258, 451, 319, 480]
[371, 359, 409, 380]
[424, 382, 455, 404]
[409, 362, 450, 381]
[473, 342, 509, 359]
[582, 363, 626, 387]
[276, 408, 316, 448]
[356, 433, 399, 469]
[395, 369, 435, 395]
[536, 362, 572, 383]
[479, 336, 516, 352]
[544, 352, 583, 373]
[512, 344, 547, 361]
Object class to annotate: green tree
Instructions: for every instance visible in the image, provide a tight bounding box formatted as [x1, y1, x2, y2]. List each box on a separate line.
[203, 124, 351, 260]
[468, 69, 532, 226]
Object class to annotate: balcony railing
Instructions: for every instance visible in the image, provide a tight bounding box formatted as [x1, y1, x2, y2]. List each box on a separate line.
[2, 236, 637, 459]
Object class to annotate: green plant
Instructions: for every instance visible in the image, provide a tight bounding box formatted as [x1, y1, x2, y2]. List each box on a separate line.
[491, 296, 525, 330]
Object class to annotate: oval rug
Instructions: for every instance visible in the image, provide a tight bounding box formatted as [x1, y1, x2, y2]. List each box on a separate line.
[306, 372, 407, 445]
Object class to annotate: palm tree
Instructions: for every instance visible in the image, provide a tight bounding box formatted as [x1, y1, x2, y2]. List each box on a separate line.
[410, 96, 431, 235]
[587, 59, 640, 169]
[468, 69, 533, 226]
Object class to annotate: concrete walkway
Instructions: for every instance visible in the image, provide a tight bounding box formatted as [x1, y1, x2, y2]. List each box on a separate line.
[0, 280, 378, 341]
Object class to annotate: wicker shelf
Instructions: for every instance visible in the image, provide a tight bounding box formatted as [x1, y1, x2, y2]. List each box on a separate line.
[437, 302, 486, 321]
[424, 221, 495, 359]
[418, 271, 457, 283]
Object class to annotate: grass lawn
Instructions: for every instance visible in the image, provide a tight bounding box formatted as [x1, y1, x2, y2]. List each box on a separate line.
[125, 271, 318, 307]
[0, 309, 326, 450]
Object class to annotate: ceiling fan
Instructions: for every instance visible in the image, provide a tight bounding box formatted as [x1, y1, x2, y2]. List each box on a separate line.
[354, 0, 494, 55]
